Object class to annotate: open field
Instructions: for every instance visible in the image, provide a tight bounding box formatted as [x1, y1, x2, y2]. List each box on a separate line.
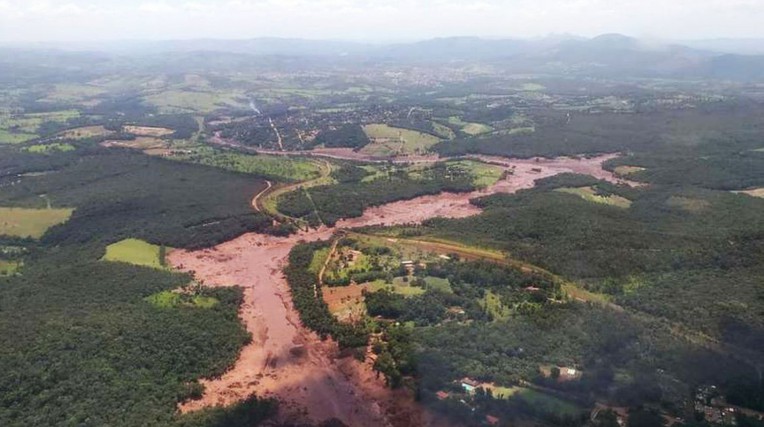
[0, 207, 73, 239]
[57, 125, 114, 140]
[25, 143, 76, 154]
[362, 124, 441, 155]
[516, 388, 583, 417]
[144, 290, 219, 309]
[446, 159, 504, 187]
[0, 260, 20, 276]
[431, 121, 456, 139]
[102, 137, 165, 150]
[556, 186, 632, 208]
[124, 125, 175, 137]
[322, 279, 426, 320]
[613, 165, 646, 176]
[0, 129, 37, 144]
[447, 116, 494, 135]
[170, 147, 323, 182]
[102, 238, 166, 269]
[666, 195, 711, 212]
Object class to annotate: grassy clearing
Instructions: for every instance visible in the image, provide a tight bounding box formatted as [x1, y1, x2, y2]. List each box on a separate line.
[556, 187, 632, 208]
[447, 116, 494, 135]
[362, 124, 441, 155]
[323, 279, 425, 319]
[57, 125, 113, 140]
[422, 276, 452, 293]
[431, 121, 456, 139]
[613, 165, 646, 176]
[447, 160, 504, 188]
[103, 137, 165, 150]
[0, 207, 73, 239]
[123, 125, 174, 137]
[170, 147, 322, 182]
[25, 143, 76, 154]
[0, 129, 37, 144]
[144, 290, 220, 309]
[481, 290, 511, 321]
[666, 196, 711, 213]
[102, 238, 167, 269]
[309, 247, 331, 274]
[0, 260, 20, 276]
[515, 389, 583, 417]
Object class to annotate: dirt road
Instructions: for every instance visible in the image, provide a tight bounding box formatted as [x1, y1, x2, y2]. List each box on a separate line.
[168, 153, 630, 426]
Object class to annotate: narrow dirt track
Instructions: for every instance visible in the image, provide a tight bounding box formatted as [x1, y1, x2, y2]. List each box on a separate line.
[168, 153, 633, 426]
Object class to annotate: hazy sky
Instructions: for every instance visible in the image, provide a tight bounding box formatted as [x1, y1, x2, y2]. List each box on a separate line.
[1, 0, 764, 42]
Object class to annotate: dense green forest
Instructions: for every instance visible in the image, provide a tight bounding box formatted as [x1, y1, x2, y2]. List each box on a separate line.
[0, 145, 278, 426]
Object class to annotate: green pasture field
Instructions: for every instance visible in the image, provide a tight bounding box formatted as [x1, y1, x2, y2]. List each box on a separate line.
[447, 160, 504, 188]
[0, 207, 74, 239]
[0, 129, 37, 144]
[447, 116, 494, 135]
[170, 147, 322, 182]
[102, 238, 166, 269]
[556, 187, 632, 208]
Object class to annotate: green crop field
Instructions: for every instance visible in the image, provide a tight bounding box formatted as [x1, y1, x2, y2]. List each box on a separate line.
[0, 207, 74, 238]
[102, 238, 167, 269]
[556, 186, 632, 208]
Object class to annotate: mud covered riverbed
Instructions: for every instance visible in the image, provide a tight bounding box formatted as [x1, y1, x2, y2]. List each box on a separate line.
[169, 153, 634, 426]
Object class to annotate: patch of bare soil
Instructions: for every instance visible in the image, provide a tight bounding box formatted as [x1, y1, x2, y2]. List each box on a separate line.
[169, 153, 628, 426]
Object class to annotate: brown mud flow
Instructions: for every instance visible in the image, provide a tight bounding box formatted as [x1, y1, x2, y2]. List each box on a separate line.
[168, 153, 633, 426]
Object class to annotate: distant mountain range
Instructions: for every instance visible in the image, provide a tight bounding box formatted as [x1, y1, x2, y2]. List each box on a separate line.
[5, 34, 764, 81]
